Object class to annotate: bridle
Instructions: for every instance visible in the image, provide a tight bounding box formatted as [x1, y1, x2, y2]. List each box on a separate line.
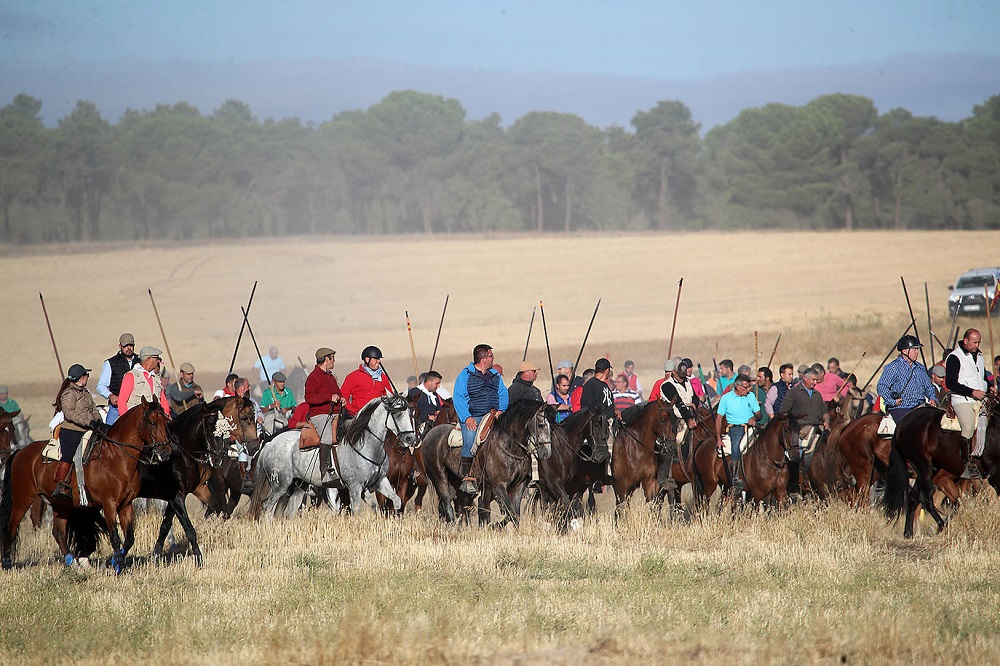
[350, 394, 417, 467]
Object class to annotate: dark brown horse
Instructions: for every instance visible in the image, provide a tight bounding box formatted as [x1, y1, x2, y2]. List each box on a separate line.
[196, 396, 263, 518]
[422, 400, 553, 526]
[740, 413, 799, 506]
[881, 404, 974, 537]
[610, 399, 678, 516]
[139, 396, 254, 565]
[1, 399, 171, 571]
[536, 405, 609, 530]
[0, 410, 15, 479]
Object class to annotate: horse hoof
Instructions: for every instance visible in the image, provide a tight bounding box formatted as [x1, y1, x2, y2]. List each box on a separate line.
[64, 554, 75, 567]
[1, 558, 11, 570]
[569, 518, 581, 532]
[194, 552, 204, 568]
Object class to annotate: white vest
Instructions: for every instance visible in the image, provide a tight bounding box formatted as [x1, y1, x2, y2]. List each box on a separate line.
[948, 346, 986, 405]
[124, 365, 163, 412]
[664, 376, 695, 418]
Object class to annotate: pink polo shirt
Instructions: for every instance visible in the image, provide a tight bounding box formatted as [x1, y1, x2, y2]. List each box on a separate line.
[814, 373, 846, 402]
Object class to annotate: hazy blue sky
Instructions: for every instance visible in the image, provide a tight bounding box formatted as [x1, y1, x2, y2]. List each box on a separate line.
[3, 0, 998, 78]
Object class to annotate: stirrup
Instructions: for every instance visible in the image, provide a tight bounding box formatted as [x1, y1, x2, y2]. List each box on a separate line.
[460, 476, 478, 495]
[52, 482, 72, 502]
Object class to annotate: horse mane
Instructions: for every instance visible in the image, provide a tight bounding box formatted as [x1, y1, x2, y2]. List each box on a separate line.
[342, 398, 385, 446]
[619, 402, 646, 426]
[495, 399, 544, 432]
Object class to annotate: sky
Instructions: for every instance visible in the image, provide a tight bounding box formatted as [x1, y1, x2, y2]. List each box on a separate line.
[3, 0, 999, 79]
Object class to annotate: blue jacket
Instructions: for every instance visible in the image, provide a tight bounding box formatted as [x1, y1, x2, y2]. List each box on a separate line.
[453, 363, 509, 421]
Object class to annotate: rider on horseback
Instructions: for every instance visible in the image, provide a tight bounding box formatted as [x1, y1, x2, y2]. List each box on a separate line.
[453, 344, 508, 495]
[877, 335, 937, 425]
[340, 346, 394, 418]
[779, 367, 830, 499]
[52, 364, 102, 503]
[945, 328, 995, 479]
[658, 358, 700, 493]
[715, 373, 762, 494]
[305, 347, 346, 485]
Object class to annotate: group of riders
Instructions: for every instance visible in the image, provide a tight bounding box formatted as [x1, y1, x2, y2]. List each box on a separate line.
[6, 323, 994, 517]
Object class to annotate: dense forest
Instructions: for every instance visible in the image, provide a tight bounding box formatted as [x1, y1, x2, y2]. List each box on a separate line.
[1, 90, 999, 242]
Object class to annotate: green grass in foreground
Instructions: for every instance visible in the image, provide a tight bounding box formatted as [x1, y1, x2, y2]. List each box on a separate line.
[3, 492, 1000, 664]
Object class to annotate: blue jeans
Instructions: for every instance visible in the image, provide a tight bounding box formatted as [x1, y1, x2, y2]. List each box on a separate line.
[729, 425, 746, 463]
[105, 405, 120, 426]
[461, 415, 485, 457]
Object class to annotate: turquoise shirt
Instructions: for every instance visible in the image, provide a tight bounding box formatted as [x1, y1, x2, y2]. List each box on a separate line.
[260, 387, 296, 410]
[0, 397, 19, 414]
[718, 374, 736, 394]
[717, 390, 760, 426]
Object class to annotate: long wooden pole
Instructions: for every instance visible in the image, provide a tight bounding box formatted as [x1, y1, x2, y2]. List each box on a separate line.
[428, 294, 448, 372]
[901, 277, 927, 368]
[667, 278, 683, 359]
[229, 281, 257, 375]
[861, 322, 915, 392]
[39, 292, 64, 380]
[572, 299, 601, 381]
[405, 311, 420, 380]
[766, 334, 782, 369]
[924, 282, 936, 366]
[985, 285, 996, 390]
[753, 331, 760, 373]
[539, 301, 556, 393]
[241, 306, 270, 388]
[835, 348, 869, 398]
[148, 288, 177, 382]
[522, 306, 536, 362]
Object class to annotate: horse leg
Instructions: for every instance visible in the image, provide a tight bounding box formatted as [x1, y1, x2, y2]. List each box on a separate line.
[374, 477, 402, 515]
[101, 500, 126, 573]
[169, 496, 204, 567]
[119, 501, 137, 560]
[285, 487, 306, 517]
[152, 502, 177, 561]
[491, 485, 518, 528]
[478, 485, 494, 527]
[50, 509, 72, 565]
[29, 496, 45, 529]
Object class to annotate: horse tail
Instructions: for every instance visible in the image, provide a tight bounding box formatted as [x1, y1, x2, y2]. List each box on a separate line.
[0, 449, 18, 561]
[691, 447, 706, 502]
[880, 433, 909, 521]
[66, 507, 107, 558]
[246, 464, 271, 521]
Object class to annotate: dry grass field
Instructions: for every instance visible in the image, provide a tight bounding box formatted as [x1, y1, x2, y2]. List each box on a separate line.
[2, 230, 1000, 664]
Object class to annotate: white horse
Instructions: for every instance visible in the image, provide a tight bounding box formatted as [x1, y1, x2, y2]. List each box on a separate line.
[250, 394, 416, 519]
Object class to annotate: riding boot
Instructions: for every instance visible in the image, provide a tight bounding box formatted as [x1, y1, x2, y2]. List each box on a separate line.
[961, 439, 982, 479]
[729, 459, 744, 494]
[52, 461, 73, 503]
[320, 443, 333, 484]
[787, 460, 802, 502]
[657, 454, 678, 493]
[459, 456, 478, 495]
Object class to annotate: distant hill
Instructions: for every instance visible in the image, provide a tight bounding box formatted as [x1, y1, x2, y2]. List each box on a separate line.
[3, 53, 998, 129]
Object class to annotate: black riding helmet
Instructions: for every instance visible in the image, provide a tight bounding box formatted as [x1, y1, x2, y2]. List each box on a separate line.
[361, 345, 383, 361]
[897, 335, 922, 352]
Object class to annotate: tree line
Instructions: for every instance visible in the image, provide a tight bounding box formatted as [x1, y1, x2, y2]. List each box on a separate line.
[2, 90, 999, 243]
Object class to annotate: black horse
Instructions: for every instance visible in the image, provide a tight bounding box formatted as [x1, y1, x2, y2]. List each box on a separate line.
[880, 404, 977, 538]
[138, 396, 258, 565]
[536, 405, 609, 530]
[422, 400, 553, 526]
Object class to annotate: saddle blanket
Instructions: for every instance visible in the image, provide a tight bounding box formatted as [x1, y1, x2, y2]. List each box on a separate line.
[445, 411, 497, 455]
[940, 413, 961, 432]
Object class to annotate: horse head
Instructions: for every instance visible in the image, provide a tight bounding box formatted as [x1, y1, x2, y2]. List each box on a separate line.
[383, 393, 417, 448]
[526, 403, 554, 461]
[771, 413, 800, 463]
[206, 396, 260, 466]
[651, 399, 679, 452]
[135, 398, 173, 463]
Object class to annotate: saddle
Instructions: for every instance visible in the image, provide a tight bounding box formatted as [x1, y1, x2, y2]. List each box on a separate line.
[297, 421, 321, 451]
[940, 400, 979, 433]
[876, 413, 896, 438]
[42, 429, 96, 463]
[445, 410, 498, 456]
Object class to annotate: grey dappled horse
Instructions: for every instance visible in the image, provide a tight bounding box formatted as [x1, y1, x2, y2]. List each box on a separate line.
[250, 394, 416, 519]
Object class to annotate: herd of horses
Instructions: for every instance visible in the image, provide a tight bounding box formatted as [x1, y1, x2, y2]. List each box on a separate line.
[1, 383, 999, 572]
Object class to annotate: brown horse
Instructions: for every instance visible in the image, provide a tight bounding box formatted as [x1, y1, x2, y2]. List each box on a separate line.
[196, 396, 264, 518]
[1, 399, 171, 571]
[610, 399, 678, 516]
[881, 404, 975, 537]
[740, 413, 799, 506]
[0, 410, 15, 478]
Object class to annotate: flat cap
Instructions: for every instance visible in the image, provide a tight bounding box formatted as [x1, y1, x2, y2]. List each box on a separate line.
[139, 346, 162, 361]
[179, 362, 196, 374]
[272, 371, 287, 382]
[315, 347, 336, 362]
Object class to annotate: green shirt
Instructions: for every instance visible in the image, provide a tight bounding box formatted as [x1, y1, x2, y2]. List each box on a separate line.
[260, 386, 295, 410]
[0, 397, 20, 414]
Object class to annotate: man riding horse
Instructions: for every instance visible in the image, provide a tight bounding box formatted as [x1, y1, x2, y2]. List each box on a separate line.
[945, 328, 995, 479]
[779, 367, 829, 500]
[452, 344, 508, 496]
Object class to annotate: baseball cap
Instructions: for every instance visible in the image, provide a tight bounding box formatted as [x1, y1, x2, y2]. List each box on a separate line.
[179, 362, 196, 374]
[119, 333, 135, 346]
[67, 364, 91, 381]
[518, 361, 540, 373]
[595, 358, 612, 373]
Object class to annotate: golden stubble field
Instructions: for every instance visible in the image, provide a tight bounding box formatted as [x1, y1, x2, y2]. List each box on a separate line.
[3, 230, 1000, 664]
[1, 230, 995, 421]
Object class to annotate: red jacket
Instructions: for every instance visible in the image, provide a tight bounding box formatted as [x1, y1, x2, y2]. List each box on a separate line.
[304, 365, 341, 419]
[340, 365, 393, 416]
[570, 385, 583, 412]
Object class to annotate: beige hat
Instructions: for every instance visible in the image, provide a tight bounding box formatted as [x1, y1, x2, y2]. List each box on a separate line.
[518, 361, 540, 373]
[179, 362, 196, 374]
[119, 332, 135, 346]
[315, 347, 336, 363]
[139, 346, 162, 361]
